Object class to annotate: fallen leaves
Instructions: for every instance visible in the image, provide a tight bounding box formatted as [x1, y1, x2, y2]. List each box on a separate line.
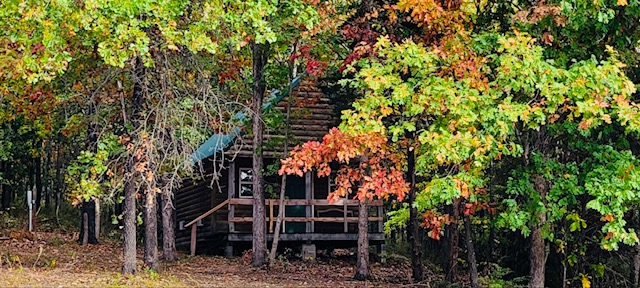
[0, 231, 415, 287]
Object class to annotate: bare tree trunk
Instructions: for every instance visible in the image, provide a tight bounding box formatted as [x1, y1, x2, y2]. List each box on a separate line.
[251, 41, 269, 267]
[161, 188, 177, 262]
[463, 210, 478, 288]
[354, 199, 371, 280]
[529, 175, 548, 288]
[144, 185, 158, 270]
[406, 145, 423, 282]
[445, 200, 460, 282]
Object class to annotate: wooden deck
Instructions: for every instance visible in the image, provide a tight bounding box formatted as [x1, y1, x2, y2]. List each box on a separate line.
[185, 196, 385, 255]
[227, 233, 384, 242]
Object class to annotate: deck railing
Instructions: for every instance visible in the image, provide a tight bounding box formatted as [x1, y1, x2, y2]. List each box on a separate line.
[228, 198, 384, 234]
[185, 199, 229, 256]
[186, 198, 384, 256]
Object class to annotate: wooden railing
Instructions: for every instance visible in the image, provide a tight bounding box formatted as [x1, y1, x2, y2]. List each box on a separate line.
[186, 198, 384, 256]
[228, 198, 384, 234]
[186, 199, 229, 256]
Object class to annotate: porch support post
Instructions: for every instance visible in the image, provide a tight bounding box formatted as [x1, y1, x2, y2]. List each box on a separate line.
[305, 172, 312, 233]
[228, 161, 235, 233]
[190, 224, 197, 256]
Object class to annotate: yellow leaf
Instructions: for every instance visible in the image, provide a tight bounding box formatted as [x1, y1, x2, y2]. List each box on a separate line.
[617, 0, 627, 6]
[581, 275, 591, 288]
[167, 44, 180, 51]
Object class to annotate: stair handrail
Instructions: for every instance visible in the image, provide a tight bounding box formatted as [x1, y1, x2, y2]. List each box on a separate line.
[186, 199, 230, 228]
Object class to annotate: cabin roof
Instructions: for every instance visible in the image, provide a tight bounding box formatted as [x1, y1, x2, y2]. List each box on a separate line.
[189, 77, 302, 163]
[227, 80, 337, 158]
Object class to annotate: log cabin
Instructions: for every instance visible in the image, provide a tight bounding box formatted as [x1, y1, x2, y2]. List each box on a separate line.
[174, 79, 385, 257]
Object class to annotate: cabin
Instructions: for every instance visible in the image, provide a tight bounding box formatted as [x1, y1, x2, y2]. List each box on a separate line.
[174, 79, 385, 257]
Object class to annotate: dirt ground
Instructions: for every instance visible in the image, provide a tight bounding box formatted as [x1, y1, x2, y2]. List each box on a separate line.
[0, 230, 426, 287]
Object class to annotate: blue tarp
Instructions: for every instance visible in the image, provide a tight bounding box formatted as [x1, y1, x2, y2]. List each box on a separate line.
[188, 76, 302, 163]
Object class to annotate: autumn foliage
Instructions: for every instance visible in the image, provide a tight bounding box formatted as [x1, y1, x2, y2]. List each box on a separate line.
[279, 127, 408, 203]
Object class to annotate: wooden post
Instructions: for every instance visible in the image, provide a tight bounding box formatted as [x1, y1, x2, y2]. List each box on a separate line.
[343, 199, 348, 233]
[377, 205, 384, 233]
[228, 161, 235, 233]
[269, 199, 274, 233]
[305, 172, 312, 233]
[190, 224, 197, 256]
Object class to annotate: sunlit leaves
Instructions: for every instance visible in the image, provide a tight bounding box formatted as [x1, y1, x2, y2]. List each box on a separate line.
[0, 0, 75, 83]
[584, 146, 640, 250]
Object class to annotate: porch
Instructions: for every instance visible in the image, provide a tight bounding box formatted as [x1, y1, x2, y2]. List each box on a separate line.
[185, 197, 385, 256]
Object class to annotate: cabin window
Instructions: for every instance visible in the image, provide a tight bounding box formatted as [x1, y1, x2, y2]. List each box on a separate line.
[239, 168, 253, 198]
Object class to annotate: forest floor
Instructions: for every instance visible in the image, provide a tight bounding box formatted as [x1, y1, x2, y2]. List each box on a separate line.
[0, 230, 437, 287]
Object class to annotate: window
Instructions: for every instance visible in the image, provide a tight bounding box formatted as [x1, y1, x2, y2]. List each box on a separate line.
[239, 168, 253, 198]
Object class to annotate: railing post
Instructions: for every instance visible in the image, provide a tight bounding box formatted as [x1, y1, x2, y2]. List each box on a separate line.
[269, 199, 274, 233]
[190, 224, 197, 256]
[377, 205, 384, 233]
[343, 200, 348, 233]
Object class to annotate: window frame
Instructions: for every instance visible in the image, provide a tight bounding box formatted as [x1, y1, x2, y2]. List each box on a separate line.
[238, 167, 254, 198]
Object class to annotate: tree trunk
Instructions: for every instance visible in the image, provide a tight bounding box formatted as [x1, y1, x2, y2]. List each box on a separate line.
[144, 186, 158, 270]
[251, 41, 269, 267]
[122, 169, 137, 275]
[354, 199, 371, 280]
[489, 161, 495, 263]
[268, 56, 296, 267]
[406, 145, 423, 282]
[2, 163, 11, 210]
[34, 155, 42, 211]
[268, 173, 287, 266]
[82, 212, 89, 246]
[161, 188, 177, 262]
[445, 200, 460, 282]
[79, 115, 98, 245]
[79, 200, 98, 244]
[529, 175, 548, 288]
[631, 210, 640, 288]
[44, 143, 51, 208]
[95, 198, 100, 241]
[55, 145, 63, 217]
[634, 243, 640, 288]
[122, 57, 146, 275]
[463, 210, 478, 288]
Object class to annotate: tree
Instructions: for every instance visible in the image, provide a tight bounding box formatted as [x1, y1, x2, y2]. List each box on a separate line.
[335, 29, 638, 286]
[280, 128, 409, 279]
[220, 0, 323, 266]
[45, 0, 225, 274]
